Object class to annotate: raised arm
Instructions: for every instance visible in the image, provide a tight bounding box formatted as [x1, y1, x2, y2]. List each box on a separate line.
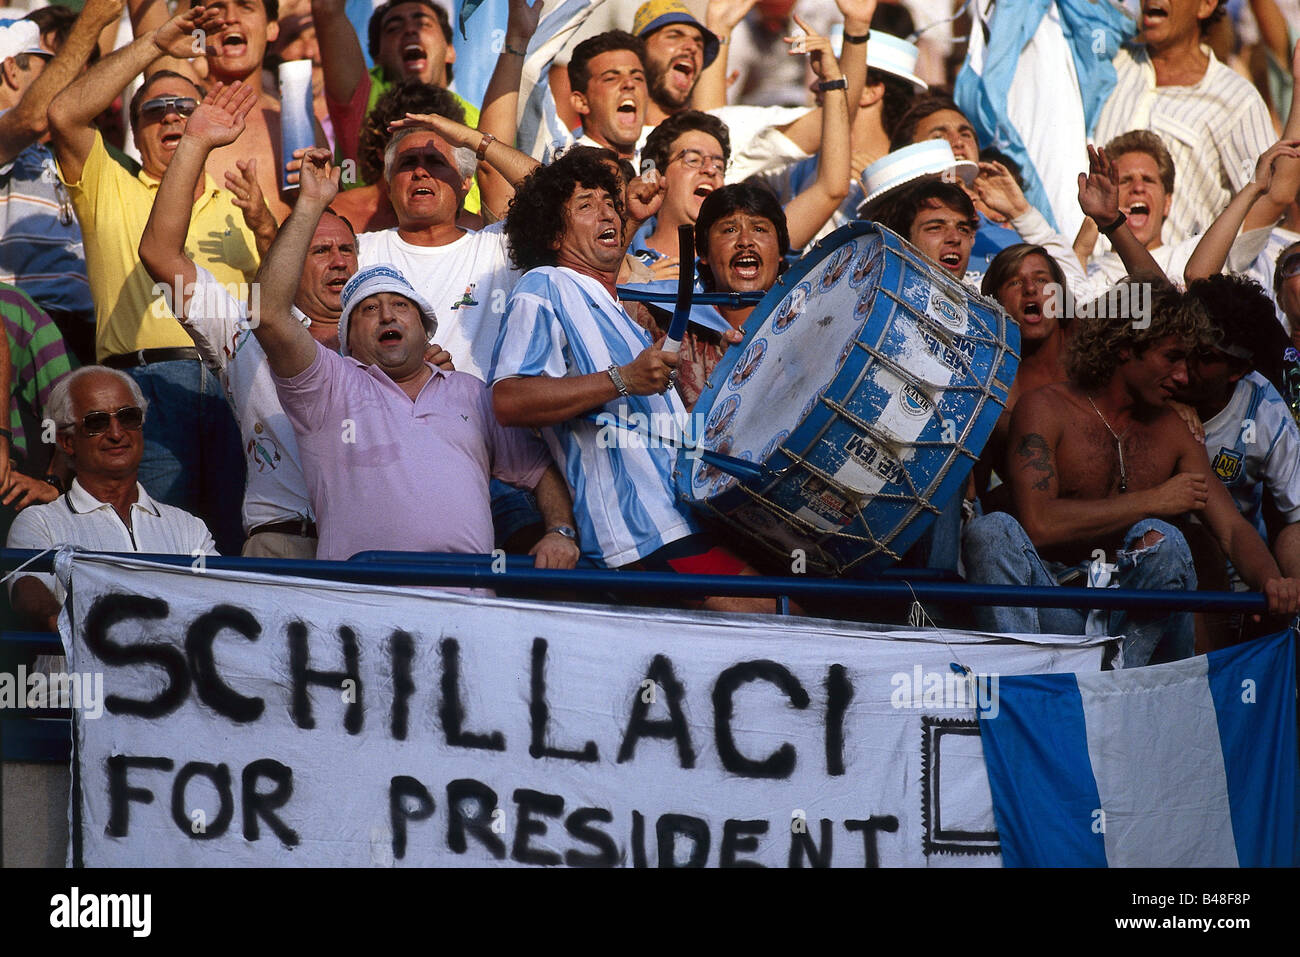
[1008, 389, 1209, 549]
[47, 4, 221, 183]
[128, 0, 202, 81]
[474, 0, 543, 216]
[1076, 145, 1166, 280]
[0, 0, 124, 166]
[139, 81, 258, 307]
[251, 148, 338, 378]
[390, 110, 541, 189]
[310, 0, 367, 108]
[1184, 140, 1300, 281]
[782, 21, 849, 250]
[693, 0, 758, 111]
[775, 0, 874, 156]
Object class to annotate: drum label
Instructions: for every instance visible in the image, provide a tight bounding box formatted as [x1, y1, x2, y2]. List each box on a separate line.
[900, 383, 933, 416]
[920, 328, 977, 373]
[843, 433, 904, 485]
[798, 477, 855, 527]
[927, 291, 967, 328]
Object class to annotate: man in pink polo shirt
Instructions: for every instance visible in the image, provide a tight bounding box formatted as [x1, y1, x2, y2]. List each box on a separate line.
[250, 148, 581, 565]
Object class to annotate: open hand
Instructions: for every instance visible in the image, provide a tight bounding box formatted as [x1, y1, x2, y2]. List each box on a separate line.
[185, 81, 259, 150]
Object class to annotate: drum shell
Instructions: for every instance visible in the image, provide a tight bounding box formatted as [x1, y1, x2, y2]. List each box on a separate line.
[677, 221, 1019, 576]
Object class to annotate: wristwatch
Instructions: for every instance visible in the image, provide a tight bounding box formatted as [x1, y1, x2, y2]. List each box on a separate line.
[815, 77, 848, 92]
[547, 525, 579, 546]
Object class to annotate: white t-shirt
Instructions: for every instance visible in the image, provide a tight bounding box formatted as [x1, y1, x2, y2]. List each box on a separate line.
[7, 480, 216, 604]
[358, 221, 521, 382]
[181, 267, 315, 533]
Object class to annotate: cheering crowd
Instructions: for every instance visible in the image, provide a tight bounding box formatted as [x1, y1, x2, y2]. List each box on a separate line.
[2, 0, 1300, 666]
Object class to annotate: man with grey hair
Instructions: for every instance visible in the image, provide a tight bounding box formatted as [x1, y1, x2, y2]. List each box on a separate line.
[6, 366, 216, 632]
[358, 115, 541, 382]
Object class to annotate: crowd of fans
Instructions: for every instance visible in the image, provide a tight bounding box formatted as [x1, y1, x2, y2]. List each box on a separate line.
[2, 0, 1300, 665]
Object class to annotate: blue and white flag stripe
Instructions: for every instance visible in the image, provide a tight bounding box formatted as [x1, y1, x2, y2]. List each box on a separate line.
[980, 629, 1298, 867]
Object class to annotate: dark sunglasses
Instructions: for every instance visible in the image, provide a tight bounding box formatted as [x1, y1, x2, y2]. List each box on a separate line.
[139, 96, 197, 120]
[78, 406, 145, 435]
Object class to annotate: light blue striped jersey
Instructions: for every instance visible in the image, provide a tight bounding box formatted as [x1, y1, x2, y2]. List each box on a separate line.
[1202, 371, 1300, 537]
[490, 266, 697, 567]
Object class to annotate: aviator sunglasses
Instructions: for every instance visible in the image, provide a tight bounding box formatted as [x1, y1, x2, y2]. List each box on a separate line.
[76, 406, 145, 435]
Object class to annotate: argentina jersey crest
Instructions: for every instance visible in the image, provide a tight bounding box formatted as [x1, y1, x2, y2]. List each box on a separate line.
[1212, 447, 1244, 483]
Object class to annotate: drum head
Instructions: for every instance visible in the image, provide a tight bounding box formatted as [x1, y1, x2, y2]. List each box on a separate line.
[678, 221, 1019, 575]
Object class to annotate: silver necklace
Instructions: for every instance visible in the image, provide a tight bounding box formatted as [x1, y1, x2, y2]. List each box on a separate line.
[1087, 396, 1128, 493]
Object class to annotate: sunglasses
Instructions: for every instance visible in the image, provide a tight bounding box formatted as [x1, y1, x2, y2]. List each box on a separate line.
[76, 406, 145, 435]
[139, 96, 198, 120]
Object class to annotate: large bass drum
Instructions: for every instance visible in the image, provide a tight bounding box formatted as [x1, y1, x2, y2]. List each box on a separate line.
[676, 221, 1019, 576]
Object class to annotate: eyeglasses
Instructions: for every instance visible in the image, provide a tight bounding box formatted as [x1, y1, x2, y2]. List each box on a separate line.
[139, 96, 197, 121]
[75, 406, 145, 435]
[1279, 255, 1300, 280]
[670, 148, 726, 173]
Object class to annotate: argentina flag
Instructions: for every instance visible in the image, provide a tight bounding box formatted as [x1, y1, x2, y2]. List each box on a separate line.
[954, 0, 1134, 241]
[979, 629, 1298, 867]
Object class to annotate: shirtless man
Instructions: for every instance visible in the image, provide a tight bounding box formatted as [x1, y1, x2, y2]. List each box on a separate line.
[963, 282, 1300, 667]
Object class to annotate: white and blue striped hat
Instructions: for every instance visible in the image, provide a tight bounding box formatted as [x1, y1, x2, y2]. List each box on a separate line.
[338, 264, 438, 357]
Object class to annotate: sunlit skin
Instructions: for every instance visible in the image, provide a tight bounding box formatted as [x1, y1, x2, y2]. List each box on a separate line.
[572, 49, 647, 156]
[203, 0, 278, 83]
[1112, 150, 1171, 250]
[699, 211, 782, 330]
[295, 214, 358, 334]
[388, 130, 472, 237]
[1117, 335, 1192, 410]
[133, 75, 205, 184]
[376, 1, 453, 87]
[56, 374, 145, 487]
[1278, 245, 1300, 331]
[912, 109, 978, 162]
[643, 23, 704, 119]
[553, 186, 627, 288]
[646, 129, 725, 259]
[907, 199, 975, 276]
[996, 253, 1060, 344]
[1138, 0, 1216, 54]
[347, 291, 431, 386]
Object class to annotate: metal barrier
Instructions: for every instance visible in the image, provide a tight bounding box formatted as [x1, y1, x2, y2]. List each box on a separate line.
[0, 545, 1274, 768]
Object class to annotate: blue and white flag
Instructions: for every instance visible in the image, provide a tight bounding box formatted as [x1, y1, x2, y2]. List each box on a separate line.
[955, 0, 1134, 241]
[980, 629, 1298, 867]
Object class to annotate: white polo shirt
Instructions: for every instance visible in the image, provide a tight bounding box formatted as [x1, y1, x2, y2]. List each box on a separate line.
[6, 479, 217, 604]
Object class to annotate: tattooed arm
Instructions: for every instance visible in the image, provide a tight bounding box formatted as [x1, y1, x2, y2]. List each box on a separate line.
[1007, 387, 1202, 549]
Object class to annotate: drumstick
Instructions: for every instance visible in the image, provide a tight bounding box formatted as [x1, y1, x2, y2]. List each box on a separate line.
[581, 412, 773, 484]
[661, 224, 696, 354]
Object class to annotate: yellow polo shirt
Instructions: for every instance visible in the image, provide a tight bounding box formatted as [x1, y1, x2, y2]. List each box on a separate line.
[58, 131, 260, 361]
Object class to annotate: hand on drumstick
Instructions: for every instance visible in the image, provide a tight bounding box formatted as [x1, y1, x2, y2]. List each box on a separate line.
[618, 345, 680, 395]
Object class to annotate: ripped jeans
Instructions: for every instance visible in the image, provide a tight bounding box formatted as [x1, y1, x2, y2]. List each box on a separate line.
[962, 512, 1197, 668]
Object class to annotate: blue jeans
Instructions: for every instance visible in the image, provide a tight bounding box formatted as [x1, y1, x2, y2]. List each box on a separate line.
[127, 360, 245, 556]
[962, 511, 1196, 668]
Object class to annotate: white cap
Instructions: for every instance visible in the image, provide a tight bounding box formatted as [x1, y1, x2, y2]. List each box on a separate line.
[338, 264, 438, 357]
[857, 140, 978, 219]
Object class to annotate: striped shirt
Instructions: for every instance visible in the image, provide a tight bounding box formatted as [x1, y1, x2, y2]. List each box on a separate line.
[490, 267, 697, 567]
[1202, 371, 1300, 538]
[1093, 45, 1275, 245]
[0, 134, 91, 315]
[1, 283, 74, 464]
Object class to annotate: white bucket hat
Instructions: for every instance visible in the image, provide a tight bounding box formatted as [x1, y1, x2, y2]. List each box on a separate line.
[338, 264, 438, 357]
[865, 31, 928, 93]
[857, 140, 978, 219]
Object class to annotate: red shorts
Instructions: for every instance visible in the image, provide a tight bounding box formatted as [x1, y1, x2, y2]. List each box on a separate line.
[631, 534, 750, 576]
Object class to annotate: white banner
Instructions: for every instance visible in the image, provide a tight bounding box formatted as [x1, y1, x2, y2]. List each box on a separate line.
[64, 554, 1111, 867]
